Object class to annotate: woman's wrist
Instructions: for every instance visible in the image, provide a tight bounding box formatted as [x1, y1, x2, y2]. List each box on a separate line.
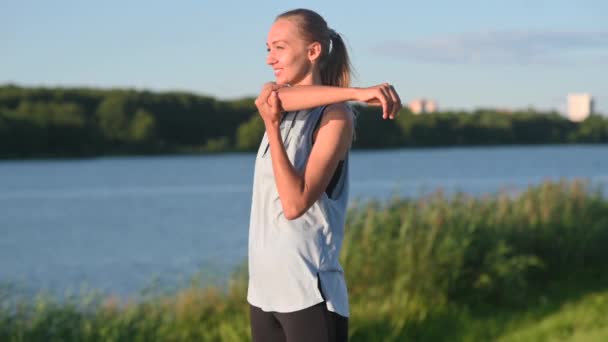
[264, 119, 281, 132]
[349, 87, 364, 102]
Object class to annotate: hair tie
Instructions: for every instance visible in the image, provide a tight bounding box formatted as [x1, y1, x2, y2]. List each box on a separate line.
[327, 29, 338, 55]
[328, 29, 338, 40]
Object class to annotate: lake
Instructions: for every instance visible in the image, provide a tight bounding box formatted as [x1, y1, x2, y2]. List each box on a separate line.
[1, 145, 607, 299]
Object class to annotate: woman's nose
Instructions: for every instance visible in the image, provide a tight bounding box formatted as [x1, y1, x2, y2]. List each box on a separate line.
[266, 53, 276, 66]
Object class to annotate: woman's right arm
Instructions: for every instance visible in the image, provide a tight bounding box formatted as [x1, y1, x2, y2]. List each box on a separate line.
[258, 83, 402, 119]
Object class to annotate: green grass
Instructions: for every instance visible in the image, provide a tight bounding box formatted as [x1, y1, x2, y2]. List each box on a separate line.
[1, 179, 608, 341]
[497, 289, 608, 342]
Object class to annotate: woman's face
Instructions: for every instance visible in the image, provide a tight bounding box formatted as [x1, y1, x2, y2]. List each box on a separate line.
[266, 18, 317, 86]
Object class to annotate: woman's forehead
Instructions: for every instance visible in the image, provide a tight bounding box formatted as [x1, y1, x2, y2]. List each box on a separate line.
[267, 19, 301, 44]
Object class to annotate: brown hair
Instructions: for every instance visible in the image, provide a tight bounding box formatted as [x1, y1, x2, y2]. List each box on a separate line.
[277, 8, 353, 88]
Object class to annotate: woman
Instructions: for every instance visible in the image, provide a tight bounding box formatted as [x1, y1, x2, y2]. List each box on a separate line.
[248, 8, 401, 342]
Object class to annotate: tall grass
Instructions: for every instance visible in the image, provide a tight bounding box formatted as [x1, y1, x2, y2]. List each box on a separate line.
[343, 179, 608, 340]
[2, 180, 607, 341]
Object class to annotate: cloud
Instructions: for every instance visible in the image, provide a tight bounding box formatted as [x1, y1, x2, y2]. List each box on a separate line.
[376, 30, 608, 66]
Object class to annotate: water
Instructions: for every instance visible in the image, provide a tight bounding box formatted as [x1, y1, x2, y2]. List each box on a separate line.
[1, 145, 607, 299]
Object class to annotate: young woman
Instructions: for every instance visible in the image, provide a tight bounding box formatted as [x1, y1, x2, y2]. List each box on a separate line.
[247, 8, 401, 342]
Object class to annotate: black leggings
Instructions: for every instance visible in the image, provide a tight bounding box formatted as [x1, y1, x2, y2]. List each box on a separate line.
[249, 301, 348, 342]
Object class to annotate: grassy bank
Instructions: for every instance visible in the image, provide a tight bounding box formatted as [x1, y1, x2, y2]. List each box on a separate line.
[2, 180, 607, 341]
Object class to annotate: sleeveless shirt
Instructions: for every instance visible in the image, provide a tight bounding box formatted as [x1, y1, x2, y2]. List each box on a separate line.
[247, 105, 351, 318]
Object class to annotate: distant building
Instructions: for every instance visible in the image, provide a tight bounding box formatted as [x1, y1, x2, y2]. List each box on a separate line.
[567, 94, 594, 122]
[495, 108, 513, 114]
[408, 98, 438, 114]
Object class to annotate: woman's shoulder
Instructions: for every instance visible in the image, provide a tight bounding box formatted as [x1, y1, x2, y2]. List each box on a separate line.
[322, 103, 354, 125]
[323, 101, 352, 116]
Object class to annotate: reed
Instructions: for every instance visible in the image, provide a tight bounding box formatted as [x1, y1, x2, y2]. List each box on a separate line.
[2, 179, 607, 341]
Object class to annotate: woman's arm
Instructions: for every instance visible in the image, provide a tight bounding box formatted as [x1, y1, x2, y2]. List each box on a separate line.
[275, 85, 357, 111]
[258, 82, 402, 119]
[255, 89, 353, 220]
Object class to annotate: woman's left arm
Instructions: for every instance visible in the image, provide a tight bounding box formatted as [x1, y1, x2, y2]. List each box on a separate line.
[255, 89, 353, 220]
[258, 82, 402, 119]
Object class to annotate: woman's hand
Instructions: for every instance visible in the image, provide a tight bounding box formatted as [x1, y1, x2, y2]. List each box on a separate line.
[255, 82, 283, 126]
[355, 83, 402, 119]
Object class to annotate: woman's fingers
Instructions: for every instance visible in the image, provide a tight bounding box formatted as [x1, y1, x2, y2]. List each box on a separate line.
[264, 85, 277, 105]
[387, 85, 401, 119]
[376, 83, 402, 119]
[255, 83, 277, 108]
[269, 91, 280, 109]
[374, 88, 389, 119]
[262, 82, 277, 92]
[379, 84, 393, 119]
[254, 83, 283, 126]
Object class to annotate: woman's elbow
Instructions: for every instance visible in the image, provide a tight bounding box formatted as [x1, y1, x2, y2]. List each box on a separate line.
[282, 201, 308, 220]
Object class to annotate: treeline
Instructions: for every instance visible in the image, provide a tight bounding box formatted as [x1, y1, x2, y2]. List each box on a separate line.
[0, 84, 606, 159]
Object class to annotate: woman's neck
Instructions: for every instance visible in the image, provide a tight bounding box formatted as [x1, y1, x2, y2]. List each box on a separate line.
[292, 69, 322, 87]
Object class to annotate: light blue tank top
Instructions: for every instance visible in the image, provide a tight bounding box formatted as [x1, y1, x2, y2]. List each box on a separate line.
[247, 105, 351, 317]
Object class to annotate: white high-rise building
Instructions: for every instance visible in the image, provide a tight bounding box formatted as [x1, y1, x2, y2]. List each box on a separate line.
[408, 98, 439, 114]
[567, 94, 594, 122]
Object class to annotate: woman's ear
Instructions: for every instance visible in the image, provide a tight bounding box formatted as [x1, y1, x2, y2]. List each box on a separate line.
[308, 42, 322, 63]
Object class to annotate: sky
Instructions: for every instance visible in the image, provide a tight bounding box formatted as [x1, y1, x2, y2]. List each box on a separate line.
[2, 0, 607, 114]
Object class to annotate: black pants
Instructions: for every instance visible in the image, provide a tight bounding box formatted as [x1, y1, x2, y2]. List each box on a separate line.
[249, 302, 348, 342]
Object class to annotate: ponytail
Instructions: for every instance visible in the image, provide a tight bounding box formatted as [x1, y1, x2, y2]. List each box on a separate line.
[321, 30, 352, 88]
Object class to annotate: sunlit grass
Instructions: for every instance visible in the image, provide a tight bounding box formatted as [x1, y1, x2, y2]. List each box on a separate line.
[1, 179, 607, 341]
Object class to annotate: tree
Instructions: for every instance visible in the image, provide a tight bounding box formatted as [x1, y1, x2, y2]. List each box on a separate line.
[130, 109, 157, 143]
[95, 95, 133, 142]
[236, 114, 264, 151]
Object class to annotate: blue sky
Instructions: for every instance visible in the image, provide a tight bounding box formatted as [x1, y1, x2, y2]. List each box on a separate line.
[2, 0, 607, 113]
